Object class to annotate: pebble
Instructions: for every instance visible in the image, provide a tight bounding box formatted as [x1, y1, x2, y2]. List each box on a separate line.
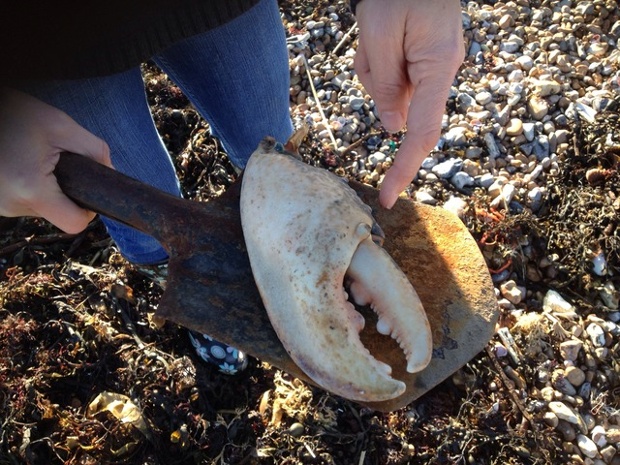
[450, 171, 475, 190]
[415, 190, 437, 205]
[527, 187, 544, 212]
[565, 366, 586, 387]
[600, 445, 617, 464]
[559, 340, 583, 362]
[500, 280, 524, 305]
[522, 122, 536, 141]
[368, 152, 386, 167]
[432, 158, 463, 179]
[443, 196, 468, 218]
[478, 172, 495, 189]
[607, 426, 620, 444]
[591, 425, 607, 448]
[506, 118, 524, 136]
[543, 290, 575, 315]
[586, 323, 606, 348]
[544, 412, 559, 428]
[475, 91, 493, 105]
[443, 127, 468, 146]
[287, 422, 305, 437]
[549, 401, 581, 426]
[576, 434, 598, 459]
[483, 132, 501, 159]
[528, 96, 549, 120]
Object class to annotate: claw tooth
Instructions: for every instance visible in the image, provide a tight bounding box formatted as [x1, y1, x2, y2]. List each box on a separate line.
[379, 361, 392, 376]
[376, 317, 392, 335]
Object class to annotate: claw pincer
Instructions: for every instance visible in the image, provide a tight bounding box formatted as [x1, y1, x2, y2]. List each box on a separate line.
[240, 138, 432, 401]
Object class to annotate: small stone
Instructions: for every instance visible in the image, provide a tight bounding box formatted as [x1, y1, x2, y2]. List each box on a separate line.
[478, 173, 495, 189]
[565, 366, 586, 387]
[544, 411, 559, 428]
[500, 280, 524, 304]
[443, 126, 468, 146]
[442, 196, 468, 218]
[484, 132, 501, 158]
[515, 55, 534, 71]
[368, 152, 387, 167]
[556, 420, 577, 442]
[432, 158, 463, 179]
[498, 13, 513, 29]
[349, 97, 365, 111]
[607, 426, 620, 444]
[528, 96, 549, 120]
[457, 93, 476, 112]
[450, 171, 475, 190]
[553, 371, 577, 396]
[506, 118, 524, 136]
[548, 401, 581, 425]
[586, 323, 606, 348]
[465, 146, 483, 159]
[591, 425, 607, 448]
[595, 347, 609, 360]
[287, 422, 305, 437]
[500, 183, 516, 205]
[527, 187, 544, 212]
[501, 40, 521, 54]
[507, 69, 524, 83]
[599, 282, 619, 310]
[534, 79, 562, 97]
[559, 340, 583, 362]
[576, 434, 598, 459]
[540, 386, 555, 402]
[414, 191, 437, 205]
[543, 290, 575, 314]
[578, 382, 592, 400]
[420, 156, 437, 170]
[522, 122, 536, 142]
[600, 445, 617, 463]
[475, 91, 493, 105]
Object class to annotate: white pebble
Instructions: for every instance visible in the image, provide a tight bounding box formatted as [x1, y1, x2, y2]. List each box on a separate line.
[576, 434, 599, 459]
[591, 425, 607, 448]
[443, 196, 468, 219]
[586, 323, 606, 348]
[543, 290, 574, 314]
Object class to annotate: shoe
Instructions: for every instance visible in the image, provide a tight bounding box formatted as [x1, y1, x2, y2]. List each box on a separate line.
[188, 331, 248, 375]
[134, 262, 249, 374]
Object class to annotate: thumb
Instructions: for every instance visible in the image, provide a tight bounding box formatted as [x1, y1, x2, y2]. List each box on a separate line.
[46, 118, 112, 232]
[54, 119, 113, 169]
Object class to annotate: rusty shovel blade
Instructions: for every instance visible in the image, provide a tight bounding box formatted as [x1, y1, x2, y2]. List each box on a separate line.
[54, 152, 498, 412]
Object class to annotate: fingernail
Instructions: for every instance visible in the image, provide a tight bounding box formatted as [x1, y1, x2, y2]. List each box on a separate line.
[379, 188, 397, 210]
[380, 111, 404, 133]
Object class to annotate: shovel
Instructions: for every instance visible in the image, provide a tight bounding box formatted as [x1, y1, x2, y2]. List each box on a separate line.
[54, 149, 498, 412]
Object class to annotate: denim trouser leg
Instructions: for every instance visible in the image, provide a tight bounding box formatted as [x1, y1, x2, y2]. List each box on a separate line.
[17, 0, 292, 264]
[153, 0, 293, 168]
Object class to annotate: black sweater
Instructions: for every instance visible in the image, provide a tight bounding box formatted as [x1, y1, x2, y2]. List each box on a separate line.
[1, 0, 259, 82]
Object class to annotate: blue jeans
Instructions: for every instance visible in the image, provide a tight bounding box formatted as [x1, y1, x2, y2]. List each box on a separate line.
[19, 0, 292, 264]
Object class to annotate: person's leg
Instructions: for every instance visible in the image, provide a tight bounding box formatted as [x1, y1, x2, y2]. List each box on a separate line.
[153, 0, 293, 169]
[150, 0, 291, 371]
[16, 69, 179, 264]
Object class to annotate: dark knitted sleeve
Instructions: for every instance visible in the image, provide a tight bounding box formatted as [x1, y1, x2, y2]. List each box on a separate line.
[1, 0, 259, 82]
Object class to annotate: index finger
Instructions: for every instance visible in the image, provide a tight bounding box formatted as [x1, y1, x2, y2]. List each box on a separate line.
[379, 73, 453, 209]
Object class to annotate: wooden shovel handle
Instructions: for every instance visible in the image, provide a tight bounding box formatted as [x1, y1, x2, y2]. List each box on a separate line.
[54, 152, 185, 243]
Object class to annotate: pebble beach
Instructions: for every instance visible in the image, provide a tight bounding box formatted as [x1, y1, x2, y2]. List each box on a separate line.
[282, 1, 620, 463]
